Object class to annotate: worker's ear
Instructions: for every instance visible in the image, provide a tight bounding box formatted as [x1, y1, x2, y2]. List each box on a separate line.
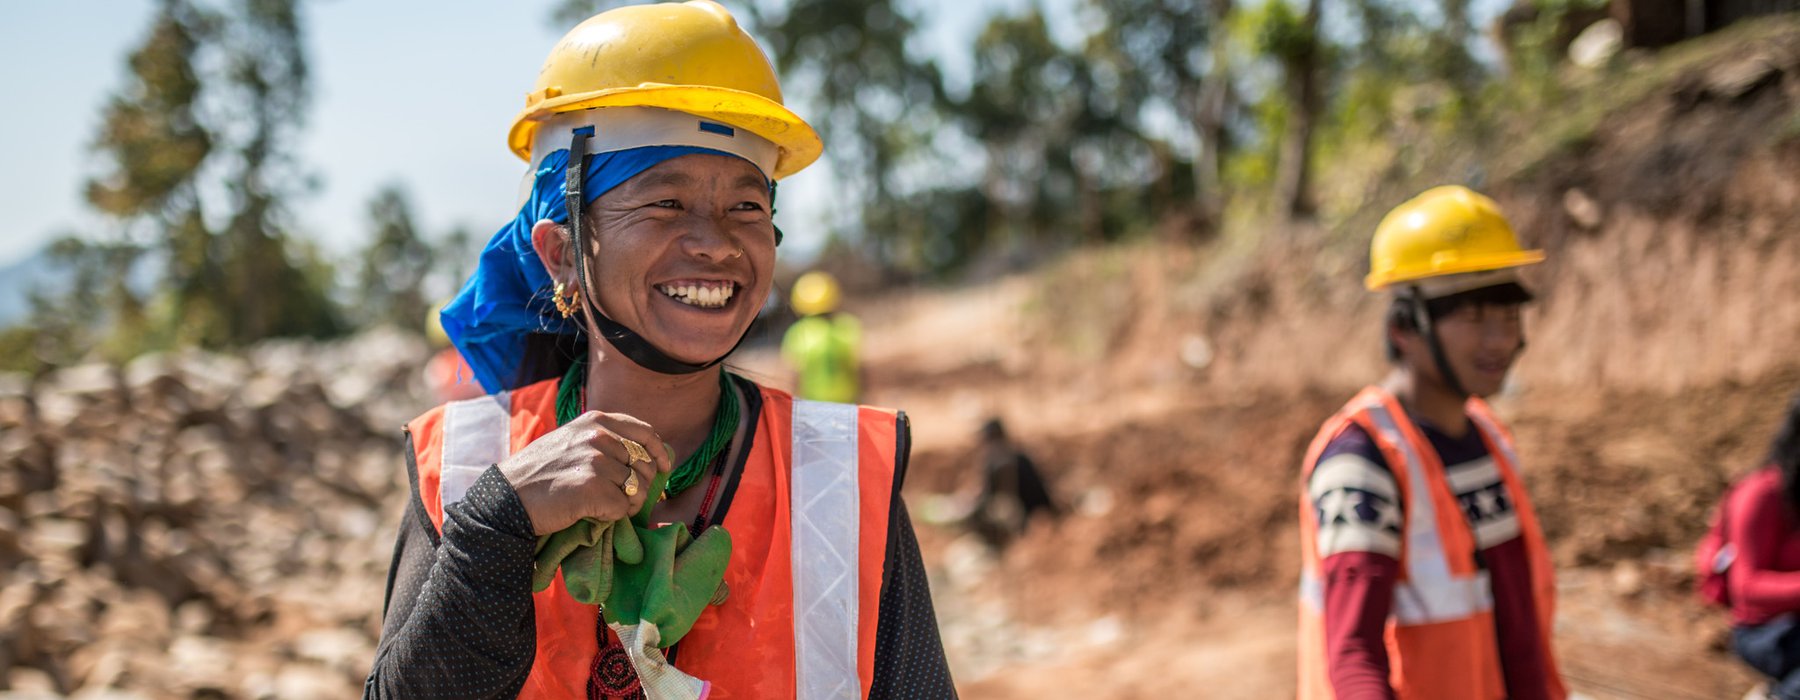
[1386, 318, 1424, 366]
[531, 219, 576, 282]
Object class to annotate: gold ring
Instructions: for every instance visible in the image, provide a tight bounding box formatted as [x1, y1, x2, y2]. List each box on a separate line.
[617, 437, 652, 465]
[623, 471, 640, 497]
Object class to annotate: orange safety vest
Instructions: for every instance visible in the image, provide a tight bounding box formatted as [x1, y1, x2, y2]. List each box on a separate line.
[406, 376, 900, 699]
[1296, 386, 1565, 700]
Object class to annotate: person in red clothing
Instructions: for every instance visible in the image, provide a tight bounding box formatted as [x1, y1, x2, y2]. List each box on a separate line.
[1722, 392, 1800, 698]
[1297, 186, 1564, 700]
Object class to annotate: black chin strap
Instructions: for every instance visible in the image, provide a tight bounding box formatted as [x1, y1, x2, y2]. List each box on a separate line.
[1405, 286, 1470, 398]
[564, 129, 745, 375]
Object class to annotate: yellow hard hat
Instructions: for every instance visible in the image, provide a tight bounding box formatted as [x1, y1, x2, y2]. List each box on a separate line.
[506, 0, 821, 180]
[1365, 185, 1545, 291]
[791, 271, 840, 316]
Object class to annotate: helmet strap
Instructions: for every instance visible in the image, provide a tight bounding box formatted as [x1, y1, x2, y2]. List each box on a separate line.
[563, 129, 748, 376]
[1405, 286, 1471, 398]
[770, 180, 784, 246]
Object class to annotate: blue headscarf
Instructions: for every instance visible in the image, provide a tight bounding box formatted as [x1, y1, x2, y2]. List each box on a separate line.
[441, 145, 741, 394]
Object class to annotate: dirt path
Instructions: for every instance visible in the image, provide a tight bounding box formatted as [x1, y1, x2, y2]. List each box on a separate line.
[924, 534, 1756, 698]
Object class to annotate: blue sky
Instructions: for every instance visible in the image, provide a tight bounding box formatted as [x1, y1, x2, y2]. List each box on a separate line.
[0, 0, 1044, 274]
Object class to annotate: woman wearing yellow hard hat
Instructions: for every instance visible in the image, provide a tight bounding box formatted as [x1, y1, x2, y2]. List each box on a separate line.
[1295, 186, 1567, 699]
[364, 4, 953, 698]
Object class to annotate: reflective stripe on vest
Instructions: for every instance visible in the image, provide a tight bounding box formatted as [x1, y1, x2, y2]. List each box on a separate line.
[406, 379, 896, 699]
[791, 400, 860, 700]
[439, 391, 511, 508]
[1363, 398, 1494, 624]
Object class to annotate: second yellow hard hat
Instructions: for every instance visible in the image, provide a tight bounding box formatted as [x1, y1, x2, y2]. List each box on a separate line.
[791, 271, 841, 316]
[1366, 186, 1545, 291]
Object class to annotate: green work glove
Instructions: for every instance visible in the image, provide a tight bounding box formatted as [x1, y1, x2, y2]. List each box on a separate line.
[603, 472, 733, 648]
[532, 470, 731, 649]
[603, 520, 732, 647]
[532, 500, 646, 604]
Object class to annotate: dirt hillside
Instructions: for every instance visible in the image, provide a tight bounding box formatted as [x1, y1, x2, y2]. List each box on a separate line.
[745, 18, 1800, 699]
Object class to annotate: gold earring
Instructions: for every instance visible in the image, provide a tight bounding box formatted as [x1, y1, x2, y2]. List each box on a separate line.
[553, 281, 582, 318]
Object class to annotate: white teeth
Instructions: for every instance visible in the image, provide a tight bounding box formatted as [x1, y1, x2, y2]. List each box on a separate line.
[658, 283, 734, 308]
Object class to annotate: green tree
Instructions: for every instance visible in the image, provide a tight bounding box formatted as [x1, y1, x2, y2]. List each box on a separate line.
[1218, 0, 1331, 220]
[83, 0, 215, 350]
[958, 11, 1101, 247]
[1271, 0, 1321, 220]
[0, 237, 148, 372]
[78, 0, 341, 356]
[1430, 0, 1484, 116]
[354, 184, 435, 330]
[752, 0, 950, 268]
[1085, 0, 1234, 228]
[85, 0, 212, 222]
[211, 0, 341, 343]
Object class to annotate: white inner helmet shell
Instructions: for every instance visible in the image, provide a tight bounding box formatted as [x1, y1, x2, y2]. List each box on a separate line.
[1409, 268, 1524, 300]
[528, 106, 779, 180]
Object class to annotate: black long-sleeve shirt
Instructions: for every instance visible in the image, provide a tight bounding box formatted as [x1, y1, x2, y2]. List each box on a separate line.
[365, 394, 955, 698]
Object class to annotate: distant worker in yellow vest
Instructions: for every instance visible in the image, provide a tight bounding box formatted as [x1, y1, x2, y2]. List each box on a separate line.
[1297, 186, 1566, 699]
[782, 271, 864, 403]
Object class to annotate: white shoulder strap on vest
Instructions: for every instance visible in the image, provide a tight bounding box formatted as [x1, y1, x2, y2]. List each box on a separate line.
[440, 391, 513, 508]
[790, 400, 862, 700]
[1466, 406, 1519, 468]
[1361, 399, 1493, 625]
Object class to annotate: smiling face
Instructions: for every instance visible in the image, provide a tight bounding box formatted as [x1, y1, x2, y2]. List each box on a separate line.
[570, 153, 776, 365]
[1397, 301, 1526, 397]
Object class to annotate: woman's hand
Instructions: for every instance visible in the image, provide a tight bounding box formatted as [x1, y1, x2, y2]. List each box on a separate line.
[498, 411, 674, 535]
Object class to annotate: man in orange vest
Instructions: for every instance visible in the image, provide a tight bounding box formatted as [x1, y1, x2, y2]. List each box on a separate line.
[1297, 186, 1567, 699]
[363, 3, 954, 698]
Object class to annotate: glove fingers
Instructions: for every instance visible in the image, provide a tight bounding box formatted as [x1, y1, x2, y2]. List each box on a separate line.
[531, 563, 558, 593]
[562, 538, 614, 604]
[672, 527, 733, 610]
[614, 517, 644, 564]
[606, 522, 674, 627]
[644, 525, 733, 647]
[533, 519, 601, 592]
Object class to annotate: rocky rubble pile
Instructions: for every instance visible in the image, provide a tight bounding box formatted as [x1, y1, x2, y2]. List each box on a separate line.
[0, 328, 435, 699]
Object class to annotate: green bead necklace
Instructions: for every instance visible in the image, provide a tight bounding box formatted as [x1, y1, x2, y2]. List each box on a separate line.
[554, 355, 740, 496]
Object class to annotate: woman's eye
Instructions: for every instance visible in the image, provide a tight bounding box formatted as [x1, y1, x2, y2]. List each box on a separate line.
[732, 201, 766, 212]
[652, 199, 680, 209]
